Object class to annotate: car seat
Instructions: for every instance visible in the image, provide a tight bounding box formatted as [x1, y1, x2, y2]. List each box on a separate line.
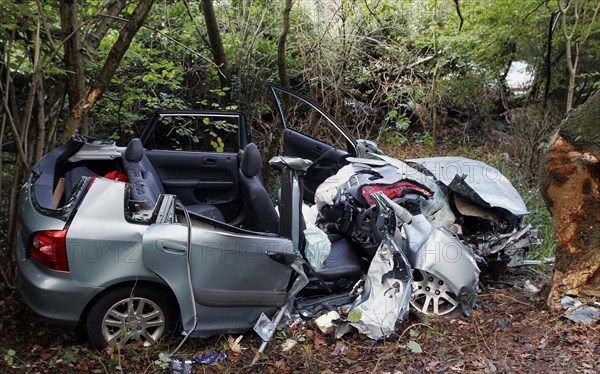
[238, 143, 279, 233]
[122, 138, 224, 221]
[272, 157, 364, 293]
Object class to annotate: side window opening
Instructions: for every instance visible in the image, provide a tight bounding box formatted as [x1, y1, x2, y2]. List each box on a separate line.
[143, 114, 240, 152]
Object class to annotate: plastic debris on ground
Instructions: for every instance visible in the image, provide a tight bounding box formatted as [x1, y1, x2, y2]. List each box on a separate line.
[561, 295, 600, 324]
[523, 280, 540, 293]
[228, 335, 246, 354]
[280, 338, 298, 352]
[314, 310, 340, 334]
[332, 343, 348, 356]
[169, 357, 192, 374]
[193, 352, 227, 365]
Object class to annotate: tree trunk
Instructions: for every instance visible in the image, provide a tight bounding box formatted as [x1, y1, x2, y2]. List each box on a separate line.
[60, 0, 86, 134]
[277, 0, 292, 88]
[539, 90, 600, 312]
[60, 0, 155, 143]
[200, 0, 231, 90]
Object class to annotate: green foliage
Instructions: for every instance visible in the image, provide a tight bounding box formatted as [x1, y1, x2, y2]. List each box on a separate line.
[402, 340, 423, 354]
[3, 349, 16, 366]
[378, 111, 411, 146]
[347, 310, 362, 323]
[153, 352, 171, 370]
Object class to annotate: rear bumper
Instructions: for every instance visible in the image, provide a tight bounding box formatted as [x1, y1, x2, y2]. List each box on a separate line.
[17, 258, 100, 326]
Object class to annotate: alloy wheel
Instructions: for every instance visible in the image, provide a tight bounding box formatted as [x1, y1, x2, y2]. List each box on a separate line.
[411, 269, 459, 316]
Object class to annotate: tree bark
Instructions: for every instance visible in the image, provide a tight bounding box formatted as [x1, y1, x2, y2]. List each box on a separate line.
[539, 90, 600, 311]
[60, 0, 155, 143]
[543, 11, 560, 108]
[200, 0, 231, 90]
[277, 0, 292, 88]
[87, 0, 128, 50]
[60, 0, 86, 134]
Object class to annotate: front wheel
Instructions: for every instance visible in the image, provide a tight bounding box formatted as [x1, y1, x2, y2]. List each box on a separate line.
[86, 285, 178, 348]
[410, 269, 460, 316]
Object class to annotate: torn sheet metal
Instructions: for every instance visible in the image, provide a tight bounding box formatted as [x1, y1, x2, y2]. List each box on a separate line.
[404, 215, 480, 315]
[349, 236, 412, 339]
[406, 157, 529, 216]
[475, 224, 538, 267]
[561, 296, 600, 324]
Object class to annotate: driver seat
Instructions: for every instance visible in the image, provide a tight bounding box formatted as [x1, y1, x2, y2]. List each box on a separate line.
[238, 143, 279, 233]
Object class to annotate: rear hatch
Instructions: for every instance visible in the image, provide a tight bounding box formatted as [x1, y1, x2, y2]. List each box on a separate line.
[16, 138, 92, 265]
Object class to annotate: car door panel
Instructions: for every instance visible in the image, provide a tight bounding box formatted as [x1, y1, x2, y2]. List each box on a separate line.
[142, 223, 196, 333]
[146, 150, 240, 220]
[283, 129, 348, 203]
[270, 84, 356, 203]
[188, 230, 295, 336]
[142, 221, 297, 335]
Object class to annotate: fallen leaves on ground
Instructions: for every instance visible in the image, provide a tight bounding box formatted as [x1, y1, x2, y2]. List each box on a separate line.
[1, 269, 598, 373]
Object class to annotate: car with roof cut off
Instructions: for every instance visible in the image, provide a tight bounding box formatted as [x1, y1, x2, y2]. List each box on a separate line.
[16, 85, 537, 347]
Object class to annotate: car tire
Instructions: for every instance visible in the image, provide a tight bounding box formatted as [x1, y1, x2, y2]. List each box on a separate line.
[86, 284, 178, 349]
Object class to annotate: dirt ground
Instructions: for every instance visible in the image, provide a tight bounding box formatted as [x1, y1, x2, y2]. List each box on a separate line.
[1, 267, 598, 373]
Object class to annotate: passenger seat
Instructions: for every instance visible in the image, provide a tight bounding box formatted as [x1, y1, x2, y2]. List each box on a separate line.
[238, 143, 279, 233]
[122, 138, 224, 221]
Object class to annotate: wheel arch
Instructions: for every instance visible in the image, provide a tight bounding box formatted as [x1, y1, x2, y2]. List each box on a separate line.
[78, 279, 181, 328]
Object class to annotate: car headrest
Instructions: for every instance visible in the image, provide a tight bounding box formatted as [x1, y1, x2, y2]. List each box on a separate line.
[240, 143, 262, 177]
[124, 138, 144, 162]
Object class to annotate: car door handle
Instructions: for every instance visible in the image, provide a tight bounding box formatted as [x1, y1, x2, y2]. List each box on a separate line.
[313, 145, 323, 153]
[203, 157, 216, 165]
[156, 240, 187, 255]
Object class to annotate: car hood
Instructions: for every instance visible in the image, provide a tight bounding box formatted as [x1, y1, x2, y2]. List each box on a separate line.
[406, 156, 528, 216]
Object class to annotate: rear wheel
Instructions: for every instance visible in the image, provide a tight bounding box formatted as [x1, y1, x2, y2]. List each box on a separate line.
[410, 269, 460, 316]
[86, 285, 178, 348]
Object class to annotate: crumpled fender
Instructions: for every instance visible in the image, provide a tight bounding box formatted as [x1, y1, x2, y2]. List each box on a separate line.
[403, 215, 480, 314]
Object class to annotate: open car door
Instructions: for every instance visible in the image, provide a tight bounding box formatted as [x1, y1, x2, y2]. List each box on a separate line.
[270, 84, 356, 203]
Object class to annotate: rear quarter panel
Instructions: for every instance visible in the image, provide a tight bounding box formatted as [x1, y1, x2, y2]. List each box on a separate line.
[66, 178, 160, 287]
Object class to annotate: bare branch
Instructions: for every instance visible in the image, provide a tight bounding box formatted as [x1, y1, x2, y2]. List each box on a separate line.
[36, 0, 59, 54]
[522, 0, 551, 23]
[582, 1, 600, 42]
[0, 82, 28, 167]
[86, 0, 128, 50]
[452, 0, 464, 31]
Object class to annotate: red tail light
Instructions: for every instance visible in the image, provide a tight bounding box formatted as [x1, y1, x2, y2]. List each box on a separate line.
[361, 181, 432, 205]
[30, 230, 69, 271]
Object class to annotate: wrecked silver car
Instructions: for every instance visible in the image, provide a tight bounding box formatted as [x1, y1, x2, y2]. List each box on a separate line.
[15, 85, 534, 349]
